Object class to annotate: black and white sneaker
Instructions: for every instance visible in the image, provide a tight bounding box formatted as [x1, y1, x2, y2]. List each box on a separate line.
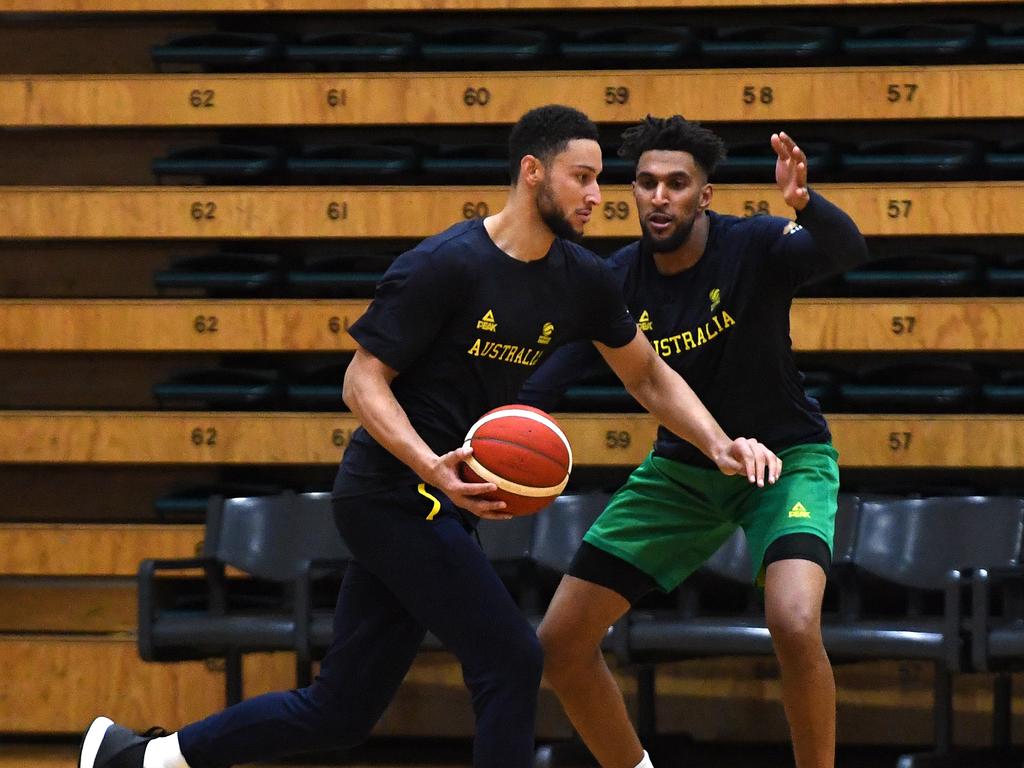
[79, 717, 169, 768]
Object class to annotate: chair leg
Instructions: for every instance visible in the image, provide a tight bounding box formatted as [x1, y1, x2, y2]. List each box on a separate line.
[933, 665, 953, 756]
[635, 664, 657, 748]
[225, 650, 243, 706]
[993, 672, 1012, 748]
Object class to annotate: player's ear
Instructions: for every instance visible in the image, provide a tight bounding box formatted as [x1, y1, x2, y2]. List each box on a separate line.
[698, 182, 713, 212]
[520, 154, 544, 187]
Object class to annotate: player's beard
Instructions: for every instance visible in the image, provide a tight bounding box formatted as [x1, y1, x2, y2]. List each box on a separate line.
[641, 209, 698, 253]
[537, 179, 583, 243]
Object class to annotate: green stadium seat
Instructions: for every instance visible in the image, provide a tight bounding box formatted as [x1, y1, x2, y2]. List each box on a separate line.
[840, 360, 982, 413]
[559, 26, 694, 67]
[840, 23, 979, 62]
[154, 253, 285, 296]
[699, 25, 837, 64]
[840, 138, 981, 181]
[152, 145, 282, 183]
[419, 27, 552, 68]
[153, 368, 284, 410]
[287, 143, 419, 182]
[841, 253, 981, 296]
[284, 30, 418, 70]
[152, 32, 283, 72]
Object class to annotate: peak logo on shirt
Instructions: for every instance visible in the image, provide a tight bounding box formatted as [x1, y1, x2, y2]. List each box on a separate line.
[537, 322, 555, 345]
[476, 309, 497, 332]
[637, 310, 653, 332]
[709, 289, 721, 313]
[788, 502, 810, 518]
[783, 221, 803, 236]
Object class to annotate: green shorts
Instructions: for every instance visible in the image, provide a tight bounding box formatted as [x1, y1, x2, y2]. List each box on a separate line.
[583, 442, 840, 591]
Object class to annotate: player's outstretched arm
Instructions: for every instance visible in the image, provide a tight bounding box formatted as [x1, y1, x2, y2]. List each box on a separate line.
[596, 331, 782, 486]
[343, 346, 510, 518]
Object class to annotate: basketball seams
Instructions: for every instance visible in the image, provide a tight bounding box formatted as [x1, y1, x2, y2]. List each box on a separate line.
[469, 435, 570, 474]
[463, 455, 569, 497]
[464, 407, 574, 472]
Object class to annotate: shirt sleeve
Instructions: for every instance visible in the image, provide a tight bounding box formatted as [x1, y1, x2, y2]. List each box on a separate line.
[766, 189, 870, 289]
[584, 256, 638, 348]
[347, 248, 457, 372]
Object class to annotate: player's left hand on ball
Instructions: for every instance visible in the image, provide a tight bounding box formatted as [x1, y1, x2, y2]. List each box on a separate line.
[713, 437, 782, 487]
[428, 445, 512, 520]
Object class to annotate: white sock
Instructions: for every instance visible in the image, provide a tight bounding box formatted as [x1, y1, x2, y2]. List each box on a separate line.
[634, 749, 654, 768]
[143, 734, 191, 768]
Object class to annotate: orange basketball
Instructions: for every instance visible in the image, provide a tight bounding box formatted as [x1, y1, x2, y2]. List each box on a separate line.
[460, 405, 573, 517]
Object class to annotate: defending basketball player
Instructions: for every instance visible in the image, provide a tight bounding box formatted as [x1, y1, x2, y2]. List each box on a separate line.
[78, 106, 778, 768]
[522, 116, 869, 768]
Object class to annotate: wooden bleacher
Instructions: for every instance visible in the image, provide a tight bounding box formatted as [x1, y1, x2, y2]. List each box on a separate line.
[2, 183, 1022, 238]
[1, 67, 1022, 126]
[0, 411, 1019, 467]
[0, 298, 1020, 351]
[0, 0, 1014, 11]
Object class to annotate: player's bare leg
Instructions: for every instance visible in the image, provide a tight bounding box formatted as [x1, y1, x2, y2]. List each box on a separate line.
[764, 558, 835, 768]
[539, 576, 650, 768]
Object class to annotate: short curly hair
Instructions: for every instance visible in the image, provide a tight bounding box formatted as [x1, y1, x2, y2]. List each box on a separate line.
[618, 115, 727, 179]
[508, 104, 599, 184]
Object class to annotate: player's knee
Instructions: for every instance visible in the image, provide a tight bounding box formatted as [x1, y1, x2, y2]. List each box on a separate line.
[538, 616, 578, 664]
[767, 602, 822, 652]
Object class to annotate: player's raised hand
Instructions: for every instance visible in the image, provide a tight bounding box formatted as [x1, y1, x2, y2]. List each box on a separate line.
[771, 131, 810, 211]
[423, 445, 512, 520]
[712, 437, 782, 487]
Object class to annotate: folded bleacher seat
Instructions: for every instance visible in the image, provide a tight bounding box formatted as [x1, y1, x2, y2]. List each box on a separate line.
[982, 369, 1024, 412]
[985, 253, 1024, 294]
[559, 26, 694, 67]
[841, 253, 981, 296]
[152, 32, 282, 72]
[154, 252, 284, 296]
[699, 25, 837, 64]
[840, 138, 981, 181]
[152, 145, 282, 183]
[286, 362, 348, 411]
[153, 368, 285, 410]
[840, 23, 980, 62]
[984, 139, 1024, 179]
[839, 360, 982, 413]
[419, 27, 551, 68]
[287, 142, 419, 182]
[984, 22, 1024, 58]
[714, 140, 836, 183]
[284, 30, 417, 69]
[421, 143, 507, 184]
[286, 253, 386, 298]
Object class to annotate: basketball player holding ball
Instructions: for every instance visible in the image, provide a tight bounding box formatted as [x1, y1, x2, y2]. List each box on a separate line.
[78, 106, 779, 768]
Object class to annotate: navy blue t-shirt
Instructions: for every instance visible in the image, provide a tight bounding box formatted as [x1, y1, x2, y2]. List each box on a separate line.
[520, 191, 869, 468]
[333, 218, 637, 497]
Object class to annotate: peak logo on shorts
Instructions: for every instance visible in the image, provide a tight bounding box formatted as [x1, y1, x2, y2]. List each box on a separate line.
[537, 322, 555, 345]
[787, 502, 810, 518]
[477, 309, 497, 332]
[637, 310, 653, 332]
